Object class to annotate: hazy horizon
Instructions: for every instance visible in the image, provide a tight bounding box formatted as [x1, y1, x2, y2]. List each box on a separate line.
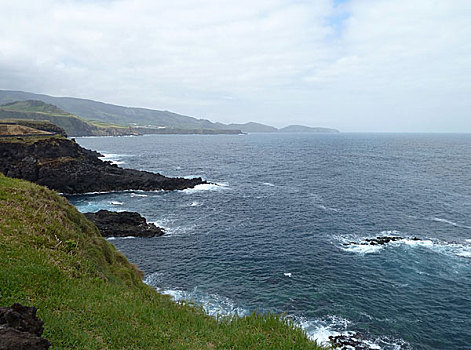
[0, 1, 469, 132]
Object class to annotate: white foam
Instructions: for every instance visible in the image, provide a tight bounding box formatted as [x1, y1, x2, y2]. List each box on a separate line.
[456, 251, 471, 258]
[149, 220, 195, 236]
[342, 244, 384, 255]
[190, 201, 200, 207]
[399, 238, 434, 247]
[182, 183, 229, 194]
[262, 182, 275, 187]
[340, 234, 471, 260]
[144, 273, 248, 317]
[433, 217, 471, 229]
[144, 272, 409, 349]
[110, 201, 124, 206]
[99, 153, 133, 166]
[316, 204, 340, 212]
[466, 239, 471, 243]
[298, 315, 350, 346]
[130, 193, 148, 197]
[283, 272, 292, 277]
[106, 236, 136, 240]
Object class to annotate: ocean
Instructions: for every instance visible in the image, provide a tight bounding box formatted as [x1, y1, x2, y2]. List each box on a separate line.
[68, 133, 471, 349]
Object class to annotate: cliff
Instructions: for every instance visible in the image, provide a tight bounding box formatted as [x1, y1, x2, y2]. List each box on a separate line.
[0, 100, 140, 137]
[0, 175, 323, 349]
[0, 135, 205, 194]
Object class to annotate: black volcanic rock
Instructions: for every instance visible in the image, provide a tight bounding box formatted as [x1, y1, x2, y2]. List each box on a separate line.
[0, 303, 50, 350]
[85, 210, 165, 238]
[329, 332, 372, 350]
[344, 236, 422, 247]
[0, 137, 206, 194]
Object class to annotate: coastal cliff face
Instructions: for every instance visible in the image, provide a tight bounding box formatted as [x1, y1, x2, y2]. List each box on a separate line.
[0, 136, 205, 194]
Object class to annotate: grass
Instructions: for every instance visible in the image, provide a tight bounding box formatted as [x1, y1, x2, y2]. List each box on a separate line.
[0, 175, 326, 349]
[0, 100, 137, 136]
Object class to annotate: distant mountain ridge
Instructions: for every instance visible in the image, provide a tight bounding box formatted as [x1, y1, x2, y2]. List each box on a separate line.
[0, 90, 339, 134]
[0, 90, 232, 131]
[278, 125, 339, 133]
[226, 122, 278, 133]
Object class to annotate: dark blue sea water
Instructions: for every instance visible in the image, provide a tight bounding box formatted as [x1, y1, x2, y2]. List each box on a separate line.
[69, 133, 471, 349]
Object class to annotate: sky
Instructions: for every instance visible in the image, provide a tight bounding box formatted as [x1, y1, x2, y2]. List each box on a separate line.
[0, 0, 470, 132]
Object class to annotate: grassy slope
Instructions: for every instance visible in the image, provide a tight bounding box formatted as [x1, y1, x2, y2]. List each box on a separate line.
[0, 101, 137, 136]
[0, 175, 325, 349]
[0, 90, 231, 130]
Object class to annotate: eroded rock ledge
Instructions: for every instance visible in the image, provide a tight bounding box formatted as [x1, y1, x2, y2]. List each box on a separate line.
[0, 303, 50, 350]
[85, 210, 165, 238]
[0, 136, 206, 194]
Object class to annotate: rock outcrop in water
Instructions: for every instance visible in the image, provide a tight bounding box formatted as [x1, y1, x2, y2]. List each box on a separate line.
[85, 210, 165, 238]
[0, 303, 50, 350]
[344, 236, 421, 247]
[0, 136, 206, 194]
[329, 332, 373, 350]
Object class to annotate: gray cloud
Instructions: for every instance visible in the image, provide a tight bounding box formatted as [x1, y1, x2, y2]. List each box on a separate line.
[0, 0, 469, 131]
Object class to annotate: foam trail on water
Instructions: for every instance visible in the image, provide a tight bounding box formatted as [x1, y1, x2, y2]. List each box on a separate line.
[433, 217, 471, 229]
[316, 204, 340, 213]
[99, 153, 132, 165]
[106, 236, 136, 240]
[130, 192, 148, 197]
[149, 220, 196, 236]
[182, 183, 229, 194]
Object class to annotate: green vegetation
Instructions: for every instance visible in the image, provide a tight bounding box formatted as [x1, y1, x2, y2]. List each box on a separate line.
[0, 100, 139, 137]
[0, 175, 325, 349]
[0, 119, 67, 136]
[0, 100, 70, 115]
[0, 134, 63, 144]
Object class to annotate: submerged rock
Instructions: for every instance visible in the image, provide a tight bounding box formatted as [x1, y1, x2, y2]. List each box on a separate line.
[85, 210, 165, 238]
[0, 136, 206, 193]
[329, 332, 372, 350]
[0, 303, 50, 350]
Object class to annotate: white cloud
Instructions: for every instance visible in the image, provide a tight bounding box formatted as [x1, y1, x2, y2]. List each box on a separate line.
[0, 0, 469, 131]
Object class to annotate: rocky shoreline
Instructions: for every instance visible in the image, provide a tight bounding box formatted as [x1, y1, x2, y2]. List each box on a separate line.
[85, 210, 165, 238]
[0, 136, 206, 194]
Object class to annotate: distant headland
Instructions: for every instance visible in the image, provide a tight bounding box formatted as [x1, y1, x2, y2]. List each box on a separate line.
[0, 90, 339, 136]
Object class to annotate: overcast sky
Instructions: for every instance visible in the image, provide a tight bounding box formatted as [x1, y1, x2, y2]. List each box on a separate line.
[0, 0, 470, 132]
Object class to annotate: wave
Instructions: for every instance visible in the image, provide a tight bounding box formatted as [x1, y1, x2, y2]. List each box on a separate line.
[262, 182, 276, 187]
[149, 219, 196, 236]
[182, 183, 229, 194]
[106, 236, 136, 240]
[130, 192, 148, 197]
[99, 153, 133, 165]
[110, 201, 124, 205]
[144, 272, 408, 349]
[315, 204, 340, 213]
[339, 231, 471, 260]
[433, 217, 471, 229]
[144, 273, 248, 317]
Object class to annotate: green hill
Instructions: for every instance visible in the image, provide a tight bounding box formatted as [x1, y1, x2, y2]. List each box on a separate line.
[226, 122, 278, 133]
[0, 174, 324, 349]
[279, 125, 340, 133]
[0, 100, 139, 137]
[0, 100, 68, 114]
[0, 90, 237, 131]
